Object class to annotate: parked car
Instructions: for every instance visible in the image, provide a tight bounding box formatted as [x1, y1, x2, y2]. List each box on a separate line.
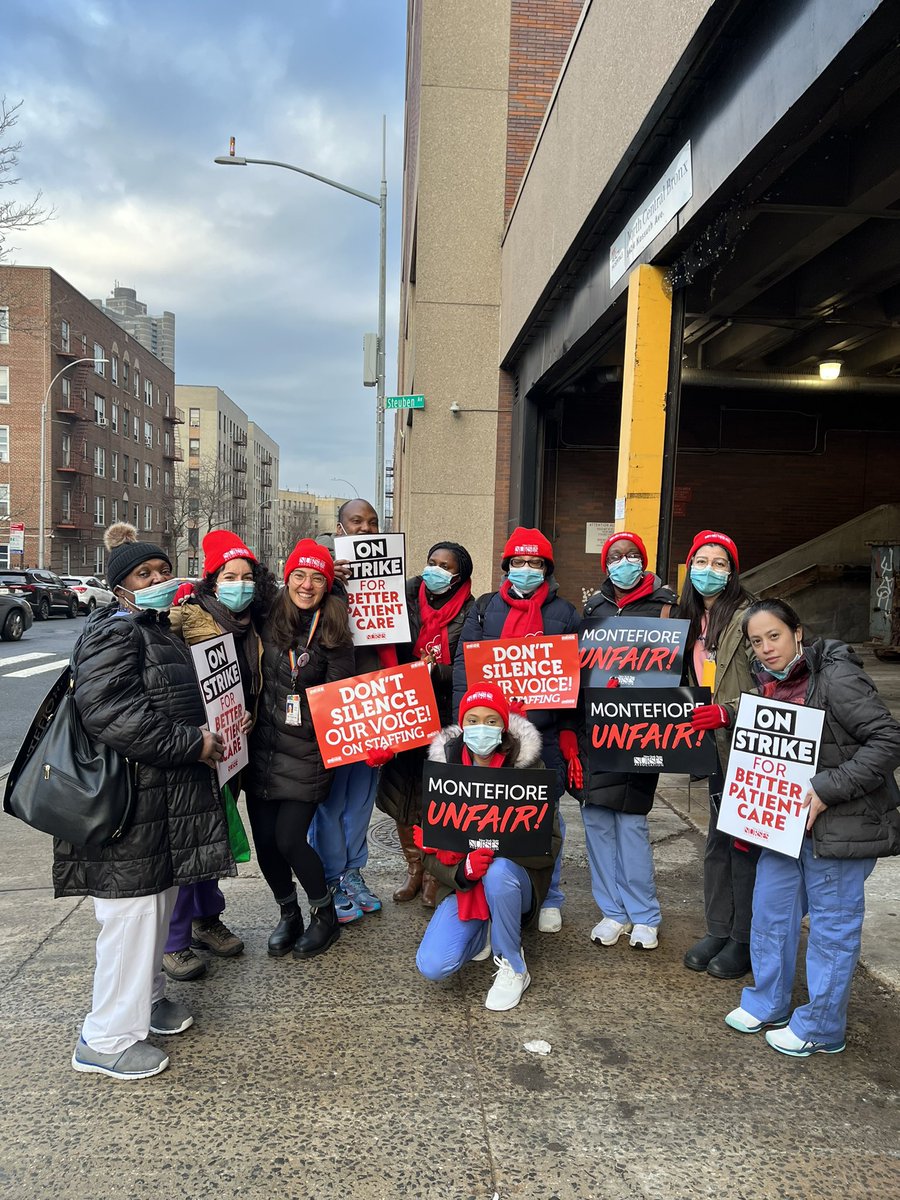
[0, 588, 34, 641]
[0, 570, 79, 620]
[62, 575, 115, 614]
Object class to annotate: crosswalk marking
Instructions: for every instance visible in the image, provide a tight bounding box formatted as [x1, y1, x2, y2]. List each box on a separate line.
[4, 658, 70, 679]
[0, 652, 54, 668]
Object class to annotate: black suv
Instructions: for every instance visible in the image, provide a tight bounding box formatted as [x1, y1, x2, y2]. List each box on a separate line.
[0, 570, 79, 620]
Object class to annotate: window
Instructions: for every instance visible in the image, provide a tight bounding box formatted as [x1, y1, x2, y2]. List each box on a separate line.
[144, 505, 153, 531]
[111, 451, 118, 481]
[93, 447, 106, 478]
[144, 463, 152, 489]
[0, 366, 8, 405]
[188, 496, 199, 516]
[111, 401, 119, 433]
[111, 355, 119, 385]
[133, 459, 140, 486]
[62, 377, 71, 409]
[94, 394, 106, 424]
[0, 484, 8, 517]
[188, 468, 199, 486]
[0, 426, 8, 463]
[189, 408, 200, 427]
[61, 490, 71, 520]
[61, 433, 71, 467]
[0, 545, 8, 570]
[133, 503, 139, 525]
[0, 307, 8, 344]
[81, 333, 87, 355]
[123, 407, 130, 437]
[144, 379, 153, 406]
[123, 360, 129, 388]
[95, 547, 105, 575]
[93, 343, 105, 376]
[144, 421, 153, 448]
[111, 498, 119, 522]
[189, 437, 200, 455]
[188, 526, 199, 549]
[164, 470, 170, 491]
[123, 453, 130, 482]
[133, 415, 139, 442]
[133, 370, 140, 399]
[93, 496, 106, 526]
[61, 320, 70, 352]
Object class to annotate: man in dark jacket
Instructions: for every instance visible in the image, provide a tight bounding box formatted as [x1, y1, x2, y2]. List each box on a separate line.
[452, 527, 580, 932]
[61, 523, 232, 1082]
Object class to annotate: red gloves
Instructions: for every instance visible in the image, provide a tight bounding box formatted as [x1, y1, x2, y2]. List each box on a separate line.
[606, 676, 620, 689]
[173, 582, 195, 606]
[559, 729, 583, 790]
[464, 847, 494, 881]
[365, 748, 394, 768]
[691, 704, 730, 731]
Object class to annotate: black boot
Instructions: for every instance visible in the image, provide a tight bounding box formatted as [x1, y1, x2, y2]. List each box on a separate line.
[293, 895, 340, 959]
[268, 895, 304, 958]
[683, 934, 728, 972]
[707, 937, 752, 979]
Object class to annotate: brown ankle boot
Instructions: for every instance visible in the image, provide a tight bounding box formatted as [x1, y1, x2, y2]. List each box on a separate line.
[393, 822, 423, 903]
[420, 870, 438, 909]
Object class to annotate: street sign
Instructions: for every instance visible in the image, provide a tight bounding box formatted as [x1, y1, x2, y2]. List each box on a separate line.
[385, 394, 425, 410]
[8, 523, 24, 552]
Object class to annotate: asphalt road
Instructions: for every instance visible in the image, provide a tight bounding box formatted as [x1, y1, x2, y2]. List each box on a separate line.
[0, 613, 83, 767]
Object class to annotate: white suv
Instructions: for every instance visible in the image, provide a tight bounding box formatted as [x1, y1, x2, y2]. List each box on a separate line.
[62, 575, 115, 614]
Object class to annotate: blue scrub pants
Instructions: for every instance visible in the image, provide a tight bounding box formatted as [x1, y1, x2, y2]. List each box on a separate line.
[740, 838, 876, 1045]
[308, 761, 378, 885]
[416, 858, 533, 977]
[581, 805, 661, 927]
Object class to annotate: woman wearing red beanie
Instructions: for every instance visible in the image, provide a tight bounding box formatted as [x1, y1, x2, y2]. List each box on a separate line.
[415, 684, 561, 1011]
[244, 540, 356, 958]
[164, 531, 280, 979]
[679, 530, 757, 980]
[452, 527, 580, 933]
[576, 532, 677, 951]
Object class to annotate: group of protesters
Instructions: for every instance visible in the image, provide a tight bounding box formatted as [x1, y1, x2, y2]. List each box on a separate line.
[52, 500, 900, 1080]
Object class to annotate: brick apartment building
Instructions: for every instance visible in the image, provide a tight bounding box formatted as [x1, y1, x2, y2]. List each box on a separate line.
[0, 266, 181, 577]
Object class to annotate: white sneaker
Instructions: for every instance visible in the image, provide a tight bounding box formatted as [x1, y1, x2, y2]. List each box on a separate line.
[590, 917, 632, 946]
[538, 906, 562, 933]
[629, 923, 659, 950]
[765, 1025, 845, 1057]
[485, 954, 531, 1011]
[472, 922, 492, 962]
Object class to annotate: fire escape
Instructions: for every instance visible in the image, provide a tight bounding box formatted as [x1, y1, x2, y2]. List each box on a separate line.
[54, 354, 93, 542]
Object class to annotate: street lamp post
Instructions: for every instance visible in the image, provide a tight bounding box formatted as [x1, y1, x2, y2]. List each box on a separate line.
[38, 357, 107, 569]
[330, 476, 359, 498]
[214, 121, 388, 518]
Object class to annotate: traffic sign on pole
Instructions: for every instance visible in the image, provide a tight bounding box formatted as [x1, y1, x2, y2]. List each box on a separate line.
[385, 394, 425, 410]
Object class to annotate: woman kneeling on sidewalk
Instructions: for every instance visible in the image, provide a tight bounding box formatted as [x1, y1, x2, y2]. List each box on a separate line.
[415, 684, 561, 1011]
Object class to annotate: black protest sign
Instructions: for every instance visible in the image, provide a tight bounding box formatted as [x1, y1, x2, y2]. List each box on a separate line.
[579, 616, 689, 687]
[421, 761, 556, 857]
[586, 686, 717, 773]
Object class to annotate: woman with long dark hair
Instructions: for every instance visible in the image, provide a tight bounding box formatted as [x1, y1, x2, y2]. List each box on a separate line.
[678, 530, 757, 980]
[245, 540, 356, 959]
[711, 599, 900, 1056]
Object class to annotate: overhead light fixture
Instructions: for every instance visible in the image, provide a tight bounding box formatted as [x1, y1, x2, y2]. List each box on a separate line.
[818, 358, 843, 381]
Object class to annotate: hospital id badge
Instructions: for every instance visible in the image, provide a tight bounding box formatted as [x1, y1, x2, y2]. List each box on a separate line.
[285, 694, 302, 727]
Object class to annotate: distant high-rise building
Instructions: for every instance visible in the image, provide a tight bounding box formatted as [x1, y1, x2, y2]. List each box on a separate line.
[92, 285, 175, 371]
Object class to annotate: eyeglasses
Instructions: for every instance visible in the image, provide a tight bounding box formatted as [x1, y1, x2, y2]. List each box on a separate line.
[509, 557, 545, 569]
[606, 551, 643, 564]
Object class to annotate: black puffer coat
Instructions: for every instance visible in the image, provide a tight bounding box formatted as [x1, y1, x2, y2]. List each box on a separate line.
[377, 576, 473, 824]
[52, 607, 235, 899]
[577, 576, 677, 815]
[246, 614, 356, 805]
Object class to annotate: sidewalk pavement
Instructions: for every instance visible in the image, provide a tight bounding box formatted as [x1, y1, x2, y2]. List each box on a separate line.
[1, 777, 898, 1199]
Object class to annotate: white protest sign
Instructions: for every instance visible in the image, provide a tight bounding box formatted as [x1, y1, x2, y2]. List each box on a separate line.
[190, 633, 249, 787]
[717, 694, 825, 858]
[334, 532, 411, 647]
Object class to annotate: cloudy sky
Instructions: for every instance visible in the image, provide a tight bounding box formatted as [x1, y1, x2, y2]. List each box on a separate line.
[1, 0, 406, 503]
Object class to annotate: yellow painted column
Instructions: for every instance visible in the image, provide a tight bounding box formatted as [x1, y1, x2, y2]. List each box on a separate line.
[614, 264, 672, 568]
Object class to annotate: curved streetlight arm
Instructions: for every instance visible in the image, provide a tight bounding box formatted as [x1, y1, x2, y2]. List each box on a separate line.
[214, 156, 379, 207]
[330, 477, 359, 498]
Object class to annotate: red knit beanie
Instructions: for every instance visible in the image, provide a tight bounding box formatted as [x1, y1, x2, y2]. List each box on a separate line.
[202, 529, 256, 577]
[600, 530, 648, 573]
[284, 539, 335, 587]
[458, 683, 510, 730]
[686, 529, 740, 574]
[501, 527, 553, 565]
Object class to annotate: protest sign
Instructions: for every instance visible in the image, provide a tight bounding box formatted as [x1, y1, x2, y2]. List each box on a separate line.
[307, 660, 441, 768]
[586, 685, 716, 773]
[463, 634, 581, 708]
[334, 532, 411, 647]
[190, 634, 249, 787]
[421, 761, 557, 856]
[717, 695, 825, 857]
[579, 616, 689, 687]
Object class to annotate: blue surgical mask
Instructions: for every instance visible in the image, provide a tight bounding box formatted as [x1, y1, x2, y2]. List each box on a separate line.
[767, 645, 803, 680]
[462, 724, 503, 756]
[507, 566, 545, 594]
[608, 559, 644, 590]
[217, 581, 256, 613]
[422, 565, 456, 595]
[690, 566, 729, 597]
[129, 579, 181, 611]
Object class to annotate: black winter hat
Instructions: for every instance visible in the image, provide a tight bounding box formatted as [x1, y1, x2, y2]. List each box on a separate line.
[104, 522, 172, 590]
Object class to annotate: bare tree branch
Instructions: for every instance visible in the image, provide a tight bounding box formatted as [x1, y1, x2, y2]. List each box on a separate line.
[0, 97, 52, 266]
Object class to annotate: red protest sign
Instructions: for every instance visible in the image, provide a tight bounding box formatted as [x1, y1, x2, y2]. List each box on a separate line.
[307, 660, 441, 768]
[463, 634, 581, 708]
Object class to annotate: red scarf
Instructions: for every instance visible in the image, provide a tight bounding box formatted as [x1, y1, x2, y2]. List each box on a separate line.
[414, 580, 472, 664]
[612, 571, 656, 608]
[499, 578, 549, 637]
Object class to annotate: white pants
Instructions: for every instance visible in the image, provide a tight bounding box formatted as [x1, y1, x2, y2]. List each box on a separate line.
[81, 886, 179, 1054]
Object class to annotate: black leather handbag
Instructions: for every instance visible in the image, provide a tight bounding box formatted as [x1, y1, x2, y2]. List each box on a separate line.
[3, 665, 135, 847]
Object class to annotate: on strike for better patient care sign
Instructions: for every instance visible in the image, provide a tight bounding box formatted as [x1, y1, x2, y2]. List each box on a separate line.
[189, 633, 249, 787]
[717, 694, 825, 858]
[334, 532, 411, 647]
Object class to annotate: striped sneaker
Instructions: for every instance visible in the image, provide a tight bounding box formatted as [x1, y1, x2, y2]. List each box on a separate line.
[341, 869, 382, 914]
[330, 883, 364, 924]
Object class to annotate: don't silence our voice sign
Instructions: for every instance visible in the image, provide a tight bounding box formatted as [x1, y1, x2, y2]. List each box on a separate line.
[463, 634, 581, 708]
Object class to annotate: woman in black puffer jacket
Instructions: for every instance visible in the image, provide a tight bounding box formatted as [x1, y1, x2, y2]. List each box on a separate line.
[60, 523, 233, 1083]
[245, 540, 356, 960]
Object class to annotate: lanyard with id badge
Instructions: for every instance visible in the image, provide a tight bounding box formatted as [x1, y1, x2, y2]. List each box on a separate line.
[285, 610, 320, 727]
